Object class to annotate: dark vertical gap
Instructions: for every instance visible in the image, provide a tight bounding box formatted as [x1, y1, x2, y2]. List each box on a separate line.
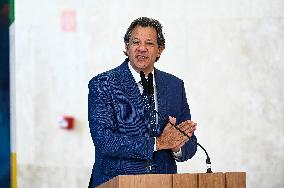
[224, 173, 227, 188]
[171, 174, 173, 188]
[197, 174, 199, 188]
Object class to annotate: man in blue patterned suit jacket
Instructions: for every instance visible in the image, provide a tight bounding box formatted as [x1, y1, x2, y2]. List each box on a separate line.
[88, 17, 197, 187]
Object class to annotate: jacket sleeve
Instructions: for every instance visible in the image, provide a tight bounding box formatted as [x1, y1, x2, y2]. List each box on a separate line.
[176, 81, 197, 162]
[88, 77, 154, 160]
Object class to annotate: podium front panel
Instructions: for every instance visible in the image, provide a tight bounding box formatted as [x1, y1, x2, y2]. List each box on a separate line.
[225, 172, 246, 188]
[173, 173, 198, 188]
[198, 172, 225, 188]
[98, 174, 172, 188]
[98, 172, 246, 188]
[132, 174, 172, 188]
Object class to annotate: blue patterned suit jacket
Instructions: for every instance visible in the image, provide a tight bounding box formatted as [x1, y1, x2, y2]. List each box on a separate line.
[88, 59, 197, 187]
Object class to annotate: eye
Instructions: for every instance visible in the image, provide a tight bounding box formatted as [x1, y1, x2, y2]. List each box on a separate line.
[146, 41, 155, 47]
[131, 40, 140, 45]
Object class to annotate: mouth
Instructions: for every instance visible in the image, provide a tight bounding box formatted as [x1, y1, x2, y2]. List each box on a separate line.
[136, 55, 148, 61]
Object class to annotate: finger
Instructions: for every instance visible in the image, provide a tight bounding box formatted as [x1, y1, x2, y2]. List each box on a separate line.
[169, 116, 176, 125]
[190, 122, 197, 128]
[176, 133, 189, 142]
[188, 124, 197, 133]
[181, 120, 195, 128]
[185, 127, 196, 137]
[179, 122, 190, 131]
[180, 123, 192, 132]
[161, 124, 175, 137]
[187, 121, 197, 130]
[185, 132, 193, 138]
[184, 128, 192, 134]
[191, 126, 197, 132]
[189, 121, 197, 128]
[177, 128, 192, 139]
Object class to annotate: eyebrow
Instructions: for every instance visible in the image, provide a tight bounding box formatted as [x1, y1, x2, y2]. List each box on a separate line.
[131, 38, 155, 42]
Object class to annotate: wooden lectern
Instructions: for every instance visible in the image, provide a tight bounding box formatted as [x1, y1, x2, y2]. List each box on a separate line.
[97, 172, 246, 188]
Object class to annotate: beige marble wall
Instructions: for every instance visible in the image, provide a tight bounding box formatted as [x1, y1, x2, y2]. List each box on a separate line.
[16, 0, 284, 187]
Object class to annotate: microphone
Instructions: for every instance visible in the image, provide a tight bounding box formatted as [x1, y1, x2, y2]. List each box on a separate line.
[140, 71, 154, 96]
[154, 110, 212, 173]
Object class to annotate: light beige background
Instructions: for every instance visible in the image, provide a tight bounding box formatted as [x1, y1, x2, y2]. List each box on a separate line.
[15, 0, 284, 187]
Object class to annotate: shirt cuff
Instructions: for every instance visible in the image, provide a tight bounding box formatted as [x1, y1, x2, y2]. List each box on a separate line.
[172, 149, 182, 158]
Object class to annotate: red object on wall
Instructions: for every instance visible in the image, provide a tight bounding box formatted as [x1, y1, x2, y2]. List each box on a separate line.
[61, 10, 76, 32]
[0, 3, 9, 25]
[59, 116, 74, 130]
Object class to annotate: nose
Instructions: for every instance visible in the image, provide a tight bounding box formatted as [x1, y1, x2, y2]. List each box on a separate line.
[137, 43, 147, 52]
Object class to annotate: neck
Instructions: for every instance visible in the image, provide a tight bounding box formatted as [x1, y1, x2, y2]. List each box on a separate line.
[128, 59, 154, 76]
[134, 67, 154, 77]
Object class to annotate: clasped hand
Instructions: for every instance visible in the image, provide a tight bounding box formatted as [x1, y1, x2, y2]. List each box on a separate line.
[156, 116, 197, 152]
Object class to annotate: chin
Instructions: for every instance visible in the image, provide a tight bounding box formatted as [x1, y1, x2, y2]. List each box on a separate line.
[135, 62, 148, 68]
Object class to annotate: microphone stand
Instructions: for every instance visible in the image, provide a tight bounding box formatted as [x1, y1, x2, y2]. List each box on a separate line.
[140, 71, 153, 173]
[147, 73, 155, 173]
[154, 110, 212, 173]
[147, 93, 153, 172]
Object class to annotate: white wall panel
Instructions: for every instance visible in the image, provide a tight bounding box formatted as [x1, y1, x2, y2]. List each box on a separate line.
[16, 0, 284, 187]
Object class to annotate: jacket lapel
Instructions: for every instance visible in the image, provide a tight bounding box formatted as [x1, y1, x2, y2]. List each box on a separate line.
[118, 61, 168, 132]
[118, 60, 144, 111]
[155, 69, 168, 132]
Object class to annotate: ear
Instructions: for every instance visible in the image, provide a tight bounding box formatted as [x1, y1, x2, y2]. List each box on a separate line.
[157, 47, 164, 58]
[125, 43, 129, 51]
[124, 43, 129, 56]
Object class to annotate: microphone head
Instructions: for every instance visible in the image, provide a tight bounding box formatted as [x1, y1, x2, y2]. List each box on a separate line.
[140, 71, 145, 79]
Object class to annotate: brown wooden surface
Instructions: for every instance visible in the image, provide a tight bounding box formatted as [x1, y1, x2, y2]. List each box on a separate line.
[98, 172, 246, 188]
[98, 174, 172, 188]
[133, 174, 172, 188]
[119, 175, 136, 188]
[225, 172, 246, 188]
[98, 176, 119, 188]
[173, 173, 198, 188]
[198, 172, 225, 188]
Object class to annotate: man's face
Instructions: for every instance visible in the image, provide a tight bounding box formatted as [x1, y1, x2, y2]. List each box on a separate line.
[126, 26, 164, 75]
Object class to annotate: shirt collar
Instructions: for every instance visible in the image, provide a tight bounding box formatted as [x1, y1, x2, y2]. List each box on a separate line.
[128, 62, 156, 86]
